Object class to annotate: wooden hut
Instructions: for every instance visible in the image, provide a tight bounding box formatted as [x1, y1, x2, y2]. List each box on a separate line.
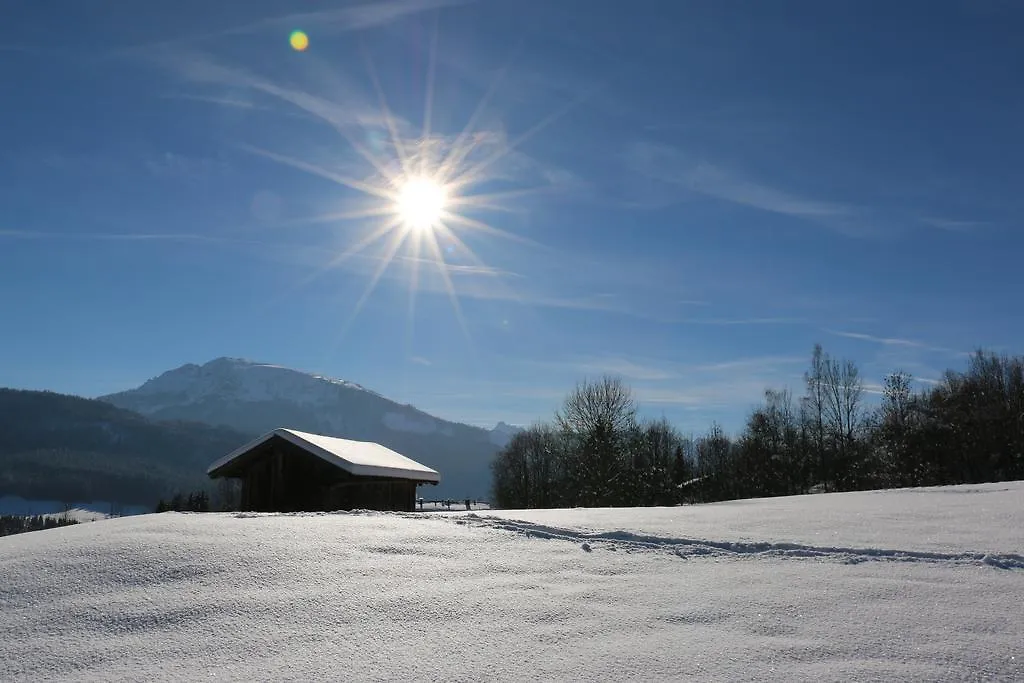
[207, 428, 440, 512]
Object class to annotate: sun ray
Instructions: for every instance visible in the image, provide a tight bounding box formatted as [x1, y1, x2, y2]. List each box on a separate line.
[448, 186, 551, 214]
[239, 144, 394, 200]
[339, 224, 414, 337]
[420, 11, 440, 177]
[439, 210, 543, 248]
[423, 226, 474, 351]
[216, 27, 584, 353]
[257, 218, 402, 313]
[434, 40, 525, 183]
[285, 205, 395, 226]
[236, 71, 401, 185]
[361, 43, 413, 182]
[449, 186, 550, 205]
[432, 221, 527, 306]
[448, 199, 530, 215]
[446, 77, 612, 194]
[314, 217, 402, 274]
[405, 229, 423, 363]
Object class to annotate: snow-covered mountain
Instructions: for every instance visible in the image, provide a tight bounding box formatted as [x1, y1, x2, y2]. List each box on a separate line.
[100, 358, 509, 497]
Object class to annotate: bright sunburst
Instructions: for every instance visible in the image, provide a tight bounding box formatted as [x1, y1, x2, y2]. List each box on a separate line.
[235, 24, 589, 351]
[395, 177, 447, 232]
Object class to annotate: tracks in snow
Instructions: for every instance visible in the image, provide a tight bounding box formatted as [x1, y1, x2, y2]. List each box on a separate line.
[450, 514, 1024, 571]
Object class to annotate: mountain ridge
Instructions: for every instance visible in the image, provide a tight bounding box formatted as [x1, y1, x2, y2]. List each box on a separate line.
[100, 357, 519, 497]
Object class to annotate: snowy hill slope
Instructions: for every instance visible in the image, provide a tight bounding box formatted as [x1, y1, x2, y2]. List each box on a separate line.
[2, 483, 1021, 681]
[101, 358, 511, 497]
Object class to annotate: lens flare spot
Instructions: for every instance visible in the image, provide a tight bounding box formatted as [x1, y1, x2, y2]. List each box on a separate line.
[289, 30, 309, 52]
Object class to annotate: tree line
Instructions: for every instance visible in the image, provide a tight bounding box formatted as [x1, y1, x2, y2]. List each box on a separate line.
[491, 345, 1024, 508]
[155, 490, 212, 513]
[0, 514, 80, 537]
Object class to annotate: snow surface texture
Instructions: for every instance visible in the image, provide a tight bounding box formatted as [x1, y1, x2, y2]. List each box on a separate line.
[2, 483, 1021, 682]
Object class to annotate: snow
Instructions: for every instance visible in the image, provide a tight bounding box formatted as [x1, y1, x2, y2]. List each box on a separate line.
[112, 357, 379, 414]
[207, 428, 441, 482]
[40, 508, 112, 523]
[119, 358, 374, 405]
[477, 481, 1024, 555]
[2, 483, 1022, 681]
[0, 496, 148, 518]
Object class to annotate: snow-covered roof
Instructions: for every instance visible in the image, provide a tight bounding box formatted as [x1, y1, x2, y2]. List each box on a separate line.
[207, 428, 440, 483]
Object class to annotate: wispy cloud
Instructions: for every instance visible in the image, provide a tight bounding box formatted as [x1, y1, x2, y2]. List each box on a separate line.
[625, 141, 996, 239]
[265, 241, 777, 321]
[218, 0, 470, 38]
[825, 329, 961, 355]
[626, 141, 851, 221]
[828, 330, 929, 349]
[402, 351, 812, 433]
[0, 229, 242, 245]
[520, 353, 806, 408]
[113, 0, 468, 55]
[691, 356, 806, 372]
[685, 163, 846, 219]
[156, 50, 581, 204]
[409, 356, 433, 366]
[862, 383, 886, 396]
[156, 52, 385, 129]
[144, 152, 229, 182]
[637, 354, 808, 416]
[391, 256, 523, 279]
[632, 376, 800, 411]
[550, 356, 678, 381]
[681, 317, 804, 326]
[159, 93, 269, 111]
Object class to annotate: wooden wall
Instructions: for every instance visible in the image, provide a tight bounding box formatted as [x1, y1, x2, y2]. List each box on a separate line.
[235, 437, 420, 512]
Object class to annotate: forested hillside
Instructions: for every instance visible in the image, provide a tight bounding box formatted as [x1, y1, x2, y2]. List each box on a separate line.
[0, 390, 250, 506]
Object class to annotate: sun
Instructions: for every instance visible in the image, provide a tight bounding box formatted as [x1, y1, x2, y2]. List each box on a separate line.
[395, 177, 447, 231]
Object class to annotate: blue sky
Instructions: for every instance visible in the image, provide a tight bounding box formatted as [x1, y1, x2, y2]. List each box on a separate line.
[2, 0, 1022, 431]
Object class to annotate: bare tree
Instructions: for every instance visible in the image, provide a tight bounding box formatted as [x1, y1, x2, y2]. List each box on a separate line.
[555, 376, 637, 435]
[802, 344, 830, 490]
[555, 376, 638, 506]
[823, 357, 864, 446]
[821, 354, 866, 489]
[876, 370, 921, 486]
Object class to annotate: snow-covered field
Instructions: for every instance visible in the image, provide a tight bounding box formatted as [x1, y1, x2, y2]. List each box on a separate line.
[0, 496, 147, 519]
[2, 483, 1021, 681]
